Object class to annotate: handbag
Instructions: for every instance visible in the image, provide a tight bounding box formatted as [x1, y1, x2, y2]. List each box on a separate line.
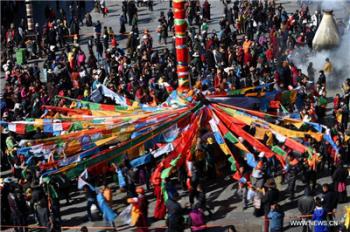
[337, 182, 346, 192]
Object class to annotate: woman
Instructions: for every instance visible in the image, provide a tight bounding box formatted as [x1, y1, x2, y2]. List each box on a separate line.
[151, 165, 166, 220]
[332, 162, 348, 203]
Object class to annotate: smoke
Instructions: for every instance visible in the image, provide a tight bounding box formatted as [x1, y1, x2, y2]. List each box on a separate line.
[319, 0, 350, 13]
[289, 3, 350, 93]
[290, 29, 350, 91]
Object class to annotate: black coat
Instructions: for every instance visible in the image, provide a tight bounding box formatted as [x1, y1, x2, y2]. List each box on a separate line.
[281, 67, 291, 87]
[332, 166, 348, 183]
[205, 50, 215, 69]
[298, 196, 315, 215]
[165, 199, 185, 232]
[322, 191, 338, 213]
[262, 188, 280, 215]
[31, 186, 46, 205]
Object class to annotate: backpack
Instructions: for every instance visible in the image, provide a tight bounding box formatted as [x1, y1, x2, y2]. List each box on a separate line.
[189, 209, 205, 226]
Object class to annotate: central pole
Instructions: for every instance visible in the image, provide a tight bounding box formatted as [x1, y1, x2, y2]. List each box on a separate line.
[25, 0, 34, 32]
[173, 0, 190, 92]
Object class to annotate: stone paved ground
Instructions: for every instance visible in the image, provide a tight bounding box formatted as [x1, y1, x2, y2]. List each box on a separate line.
[1, 1, 350, 231]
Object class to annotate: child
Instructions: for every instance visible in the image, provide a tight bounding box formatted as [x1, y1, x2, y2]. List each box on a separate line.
[312, 197, 329, 232]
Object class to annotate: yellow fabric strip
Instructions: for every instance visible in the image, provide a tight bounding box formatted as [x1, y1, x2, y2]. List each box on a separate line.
[255, 127, 267, 140]
[219, 143, 232, 156]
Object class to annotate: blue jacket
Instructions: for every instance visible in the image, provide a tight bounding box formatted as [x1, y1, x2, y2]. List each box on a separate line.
[312, 207, 329, 232]
[268, 209, 284, 231]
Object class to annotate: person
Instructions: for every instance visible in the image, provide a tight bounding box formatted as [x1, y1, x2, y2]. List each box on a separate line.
[165, 192, 187, 232]
[127, 186, 149, 232]
[238, 167, 250, 210]
[85, 13, 92, 26]
[103, 27, 109, 51]
[95, 20, 102, 40]
[97, 190, 117, 230]
[101, 183, 112, 206]
[127, 0, 137, 26]
[307, 62, 315, 82]
[267, 203, 284, 232]
[122, 0, 128, 23]
[70, 16, 80, 37]
[83, 185, 101, 221]
[321, 183, 338, 220]
[151, 165, 166, 220]
[122, 161, 137, 198]
[100, 0, 108, 17]
[252, 185, 264, 217]
[158, 14, 168, 44]
[36, 197, 50, 230]
[80, 226, 88, 232]
[298, 186, 315, 232]
[286, 154, 299, 200]
[8, 187, 28, 232]
[148, 0, 153, 11]
[332, 162, 348, 203]
[262, 179, 280, 216]
[202, 0, 211, 20]
[95, 38, 103, 61]
[312, 197, 329, 232]
[195, 184, 213, 216]
[167, 9, 174, 30]
[120, 14, 127, 34]
[323, 58, 333, 75]
[30, 180, 46, 224]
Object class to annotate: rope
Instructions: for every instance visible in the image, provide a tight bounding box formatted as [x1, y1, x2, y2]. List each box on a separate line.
[1, 212, 338, 230]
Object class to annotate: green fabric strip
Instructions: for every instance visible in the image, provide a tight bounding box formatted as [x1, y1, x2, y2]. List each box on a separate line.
[52, 103, 203, 180]
[228, 156, 237, 172]
[89, 103, 101, 111]
[271, 146, 286, 156]
[224, 132, 239, 144]
[161, 167, 172, 179]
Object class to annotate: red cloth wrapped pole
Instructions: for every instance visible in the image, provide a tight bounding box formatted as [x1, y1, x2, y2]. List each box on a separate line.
[174, 0, 190, 92]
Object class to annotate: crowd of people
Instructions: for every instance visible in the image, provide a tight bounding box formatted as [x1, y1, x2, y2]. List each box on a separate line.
[1, 0, 350, 232]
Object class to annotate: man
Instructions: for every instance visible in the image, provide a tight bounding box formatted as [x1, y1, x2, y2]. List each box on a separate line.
[30, 180, 46, 224]
[286, 154, 299, 199]
[8, 187, 28, 232]
[323, 58, 333, 76]
[165, 192, 186, 232]
[261, 179, 280, 216]
[195, 184, 213, 216]
[122, 0, 128, 23]
[95, 20, 102, 41]
[70, 16, 80, 36]
[127, 0, 137, 26]
[83, 185, 101, 221]
[298, 187, 315, 232]
[322, 184, 338, 216]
